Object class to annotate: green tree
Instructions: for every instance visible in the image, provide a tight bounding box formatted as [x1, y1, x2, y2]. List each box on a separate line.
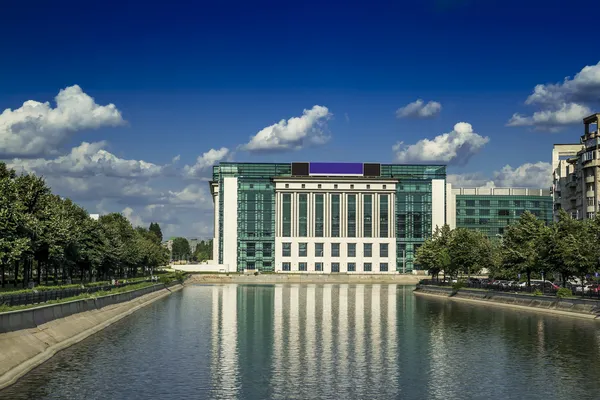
[172, 237, 191, 261]
[148, 222, 163, 244]
[501, 211, 546, 286]
[447, 228, 490, 279]
[193, 240, 213, 262]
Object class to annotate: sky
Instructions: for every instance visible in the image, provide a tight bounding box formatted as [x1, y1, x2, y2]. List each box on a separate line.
[1, 0, 599, 239]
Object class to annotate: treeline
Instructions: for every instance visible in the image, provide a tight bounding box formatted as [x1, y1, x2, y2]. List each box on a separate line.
[0, 162, 169, 288]
[416, 210, 600, 287]
[170, 237, 213, 262]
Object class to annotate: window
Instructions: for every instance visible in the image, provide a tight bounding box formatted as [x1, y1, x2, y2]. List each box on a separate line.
[315, 262, 323, 272]
[499, 200, 509, 207]
[363, 263, 372, 272]
[380, 194, 389, 237]
[301, 184, 305, 189]
[498, 227, 504, 235]
[479, 200, 490, 207]
[263, 261, 272, 269]
[282, 242, 291, 257]
[315, 194, 324, 237]
[282, 262, 291, 271]
[466, 209, 475, 216]
[315, 243, 324, 257]
[348, 263, 356, 272]
[331, 243, 340, 257]
[413, 213, 422, 238]
[514, 200, 521, 207]
[380, 243, 388, 257]
[331, 262, 340, 272]
[479, 218, 489, 225]
[380, 263, 388, 272]
[466, 200, 475, 207]
[299, 193, 308, 237]
[347, 243, 356, 257]
[364, 243, 372, 257]
[247, 243, 255, 257]
[383, 185, 386, 189]
[247, 262, 255, 270]
[498, 209, 510, 216]
[366, 184, 370, 189]
[364, 195, 372, 237]
[331, 194, 340, 237]
[350, 184, 354, 189]
[318, 184, 322, 189]
[480, 209, 490, 216]
[347, 194, 357, 237]
[299, 262, 307, 271]
[398, 213, 406, 239]
[587, 183, 594, 192]
[588, 212, 595, 219]
[588, 197, 595, 206]
[532, 201, 540, 208]
[334, 184, 338, 189]
[299, 242, 307, 257]
[282, 193, 292, 236]
[285, 184, 289, 188]
[263, 243, 272, 257]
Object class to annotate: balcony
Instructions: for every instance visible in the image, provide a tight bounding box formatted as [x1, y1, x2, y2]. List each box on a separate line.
[587, 191, 595, 198]
[586, 175, 596, 183]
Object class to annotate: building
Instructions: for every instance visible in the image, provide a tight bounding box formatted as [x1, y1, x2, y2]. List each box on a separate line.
[450, 187, 553, 238]
[210, 162, 451, 273]
[552, 113, 600, 220]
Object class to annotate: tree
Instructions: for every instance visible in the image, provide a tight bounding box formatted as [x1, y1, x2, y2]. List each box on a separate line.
[0, 177, 30, 287]
[171, 237, 191, 261]
[501, 211, 546, 287]
[447, 228, 490, 279]
[415, 225, 453, 281]
[148, 222, 163, 243]
[193, 240, 213, 262]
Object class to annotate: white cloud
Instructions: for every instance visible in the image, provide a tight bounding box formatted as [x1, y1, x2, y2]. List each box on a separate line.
[0, 85, 124, 157]
[393, 122, 489, 166]
[507, 102, 591, 131]
[183, 147, 230, 178]
[508, 61, 600, 131]
[449, 161, 552, 189]
[242, 105, 331, 152]
[396, 99, 442, 119]
[8, 141, 167, 179]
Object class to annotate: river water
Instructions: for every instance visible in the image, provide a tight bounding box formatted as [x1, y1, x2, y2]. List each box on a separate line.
[2, 284, 600, 400]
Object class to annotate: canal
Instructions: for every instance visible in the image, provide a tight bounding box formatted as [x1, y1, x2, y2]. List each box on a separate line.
[2, 284, 600, 400]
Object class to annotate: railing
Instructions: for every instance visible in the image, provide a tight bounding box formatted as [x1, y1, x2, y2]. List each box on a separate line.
[418, 279, 600, 300]
[0, 281, 143, 307]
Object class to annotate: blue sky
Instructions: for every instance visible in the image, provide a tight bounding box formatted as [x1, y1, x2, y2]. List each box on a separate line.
[1, 0, 599, 238]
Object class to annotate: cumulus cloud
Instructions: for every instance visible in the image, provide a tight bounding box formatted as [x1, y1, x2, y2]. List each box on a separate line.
[507, 61, 600, 131]
[183, 147, 230, 178]
[448, 161, 552, 189]
[396, 99, 442, 119]
[393, 122, 489, 166]
[0, 85, 124, 157]
[8, 141, 168, 179]
[242, 105, 331, 152]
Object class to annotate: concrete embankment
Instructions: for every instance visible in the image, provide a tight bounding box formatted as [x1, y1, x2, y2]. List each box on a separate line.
[0, 283, 184, 390]
[414, 285, 600, 320]
[188, 273, 422, 285]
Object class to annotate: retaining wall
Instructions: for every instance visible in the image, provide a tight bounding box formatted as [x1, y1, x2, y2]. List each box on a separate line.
[188, 273, 422, 284]
[414, 285, 600, 319]
[0, 283, 184, 390]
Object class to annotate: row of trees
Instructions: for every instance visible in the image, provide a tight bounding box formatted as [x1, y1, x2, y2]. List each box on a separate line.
[0, 162, 170, 288]
[416, 210, 600, 288]
[170, 238, 213, 262]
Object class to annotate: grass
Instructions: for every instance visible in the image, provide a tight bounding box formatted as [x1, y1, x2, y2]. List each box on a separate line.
[0, 275, 165, 295]
[0, 279, 182, 313]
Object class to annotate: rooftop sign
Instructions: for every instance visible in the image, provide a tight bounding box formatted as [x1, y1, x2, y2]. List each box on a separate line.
[309, 162, 364, 176]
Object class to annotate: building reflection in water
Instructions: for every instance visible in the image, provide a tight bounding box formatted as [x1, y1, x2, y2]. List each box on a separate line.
[210, 285, 239, 398]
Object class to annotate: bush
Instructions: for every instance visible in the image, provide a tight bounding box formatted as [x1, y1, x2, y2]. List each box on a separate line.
[533, 289, 543, 296]
[556, 288, 573, 298]
[452, 281, 465, 291]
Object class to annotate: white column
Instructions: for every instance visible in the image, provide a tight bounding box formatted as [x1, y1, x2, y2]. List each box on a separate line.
[373, 193, 379, 238]
[354, 285, 366, 397]
[220, 285, 239, 395]
[213, 191, 220, 263]
[322, 285, 333, 380]
[306, 285, 317, 385]
[222, 177, 238, 272]
[446, 183, 456, 229]
[432, 179, 446, 232]
[339, 285, 349, 378]
[272, 285, 284, 393]
[289, 285, 300, 377]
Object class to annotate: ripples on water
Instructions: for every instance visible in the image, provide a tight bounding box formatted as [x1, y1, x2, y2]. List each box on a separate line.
[2, 284, 600, 400]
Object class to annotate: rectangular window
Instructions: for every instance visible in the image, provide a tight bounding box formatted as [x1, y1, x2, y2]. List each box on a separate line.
[331, 194, 340, 237]
[331, 243, 340, 257]
[263, 243, 272, 257]
[588, 197, 595, 206]
[299, 193, 308, 237]
[532, 201, 540, 208]
[466, 209, 475, 216]
[480, 209, 490, 216]
[282, 242, 291, 257]
[348, 262, 356, 272]
[514, 200, 521, 207]
[479, 200, 490, 207]
[299, 262, 307, 271]
[588, 212, 595, 219]
[363, 263, 372, 272]
[347, 194, 357, 237]
[315, 243, 324, 257]
[299, 242, 307, 257]
[398, 213, 406, 239]
[282, 262, 291, 271]
[315, 194, 324, 237]
[263, 261, 272, 269]
[380, 194, 388, 237]
[331, 262, 340, 272]
[380, 243, 388, 257]
[479, 218, 489, 225]
[364, 195, 372, 237]
[466, 200, 475, 207]
[364, 243, 372, 257]
[413, 213, 422, 238]
[247, 262, 255, 270]
[498, 210, 510, 216]
[499, 200, 509, 207]
[315, 262, 323, 272]
[247, 243, 255, 257]
[347, 243, 356, 257]
[282, 193, 292, 236]
[380, 263, 388, 272]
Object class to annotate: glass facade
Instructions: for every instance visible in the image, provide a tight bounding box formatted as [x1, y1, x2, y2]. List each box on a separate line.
[364, 195, 373, 237]
[282, 193, 291, 237]
[380, 194, 388, 237]
[456, 194, 553, 238]
[298, 194, 307, 237]
[331, 194, 340, 237]
[315, 194, 324, 237]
